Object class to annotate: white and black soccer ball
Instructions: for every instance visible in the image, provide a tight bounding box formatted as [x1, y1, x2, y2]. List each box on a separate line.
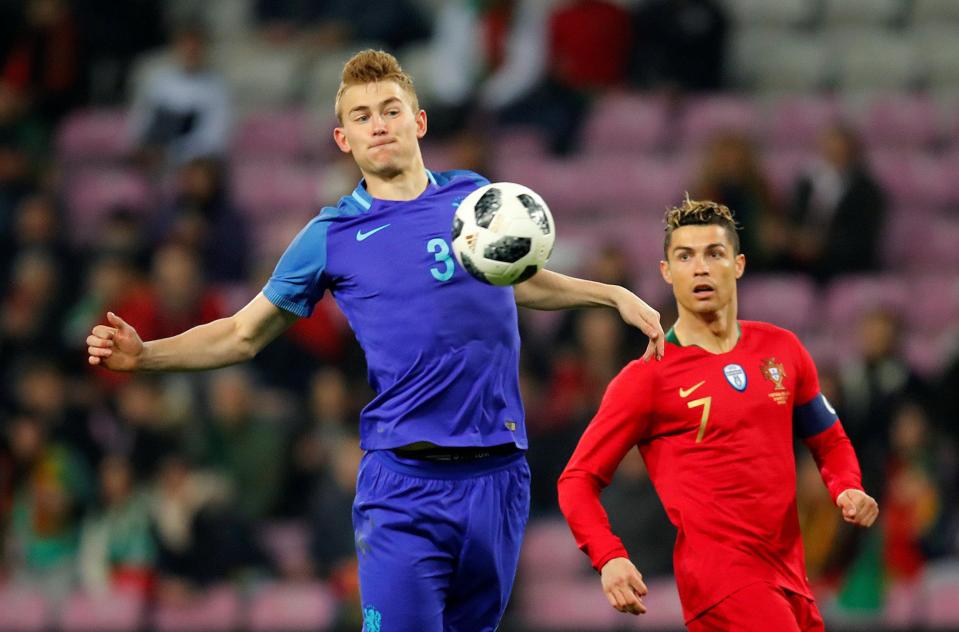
[451, 182, 555, 286]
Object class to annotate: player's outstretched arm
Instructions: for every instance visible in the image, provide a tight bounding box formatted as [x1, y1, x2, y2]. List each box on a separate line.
[514, 269, 664, 360]
[86, 293, 298, 372]
[836, 489, 879, 528]
[601, 557, 648, 616]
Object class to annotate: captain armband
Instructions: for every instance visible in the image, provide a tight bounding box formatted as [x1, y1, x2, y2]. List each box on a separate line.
[794, 393, 839, 439]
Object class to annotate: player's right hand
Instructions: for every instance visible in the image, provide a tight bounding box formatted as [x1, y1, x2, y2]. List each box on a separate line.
[600, 557, 648, 615]
[87, 312, 143, 371]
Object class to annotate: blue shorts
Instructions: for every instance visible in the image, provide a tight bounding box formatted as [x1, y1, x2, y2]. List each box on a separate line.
[353, 449, 531, 632]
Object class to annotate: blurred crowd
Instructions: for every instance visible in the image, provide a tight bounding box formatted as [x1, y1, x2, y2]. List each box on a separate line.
[0, 0, 958, 629]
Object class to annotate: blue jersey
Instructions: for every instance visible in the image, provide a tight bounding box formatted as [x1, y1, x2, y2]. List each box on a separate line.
[263, 169, 527, 451]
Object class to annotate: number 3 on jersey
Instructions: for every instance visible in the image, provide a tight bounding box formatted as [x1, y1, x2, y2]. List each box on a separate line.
[428, 238, 454, 282]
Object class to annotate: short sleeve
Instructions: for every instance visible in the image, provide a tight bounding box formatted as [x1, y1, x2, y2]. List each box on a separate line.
[262, 217, 332, 317]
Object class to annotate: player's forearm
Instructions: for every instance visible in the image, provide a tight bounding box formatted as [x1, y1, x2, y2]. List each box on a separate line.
[558, 470, 630, 571]
[138, 317, 259, 371]
[514, 269, 626, 311]
[803, 421, 864, 502]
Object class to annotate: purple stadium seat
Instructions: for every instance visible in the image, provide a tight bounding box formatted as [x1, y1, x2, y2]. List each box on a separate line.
[870, 151, 952, 209]
[60, 590, 144, 632]
[581, 93, 671, 155]
[519, 519, 591, 579]
[763, 150, 812, 198]
[56, 108, 130, 162]
[738, 274, 817, 334]
[490, 127, 548, 163]
[0, 585, 49, 631]
[258, 521, 311, 574]
[861, 95, 942, 149]
[825, 275, 909, 329]
[232, 161, 321, 219]
[232, 110, 310, 160]
[922, 562, 959, 628]
[680, 96, 762, 147]
[904, 275, 959, 333]
[943, 149, 959, 205]
[765, 96, 842, 149]
[248, 582, 336, 632]
[904, 331, 949, 377]
[520, 578, 620, 630]
[65, 168, 153, 243]
[152, 585, 240, 632]
[907, 217, 959, 271]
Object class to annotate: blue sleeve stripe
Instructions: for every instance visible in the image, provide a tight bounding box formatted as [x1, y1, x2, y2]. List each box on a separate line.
[794, 393, 839, 438]
[261, 286, 311, 318]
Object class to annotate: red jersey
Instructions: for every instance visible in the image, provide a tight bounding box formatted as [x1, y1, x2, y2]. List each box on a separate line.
[558, 321, 863, 623]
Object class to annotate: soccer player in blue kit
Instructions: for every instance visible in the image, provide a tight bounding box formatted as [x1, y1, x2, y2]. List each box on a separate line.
[86, 50, 665, 631]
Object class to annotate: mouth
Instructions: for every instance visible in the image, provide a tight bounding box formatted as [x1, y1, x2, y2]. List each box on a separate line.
[692, 283, 715, 298]
[370, 140, 395, 149]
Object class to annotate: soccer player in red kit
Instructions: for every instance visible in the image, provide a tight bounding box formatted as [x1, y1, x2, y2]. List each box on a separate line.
[557, 198, 879, 632]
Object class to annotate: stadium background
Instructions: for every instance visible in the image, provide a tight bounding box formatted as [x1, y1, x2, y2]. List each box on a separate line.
[1, 0, 958, 630]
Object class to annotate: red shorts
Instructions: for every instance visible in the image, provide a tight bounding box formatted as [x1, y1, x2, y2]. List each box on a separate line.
[687, 582, 825, 632]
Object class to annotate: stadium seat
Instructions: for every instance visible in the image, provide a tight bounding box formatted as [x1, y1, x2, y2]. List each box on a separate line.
[883, 579, 922, 628]
[764, 96, 842, 150]
[213, 41, 303, 111]
[60, 590, 144, 632]
[56, 108, 131, 162]
[738, 275, 818, 334]
[519, 519, 592, 578]
[232, 109, 311, 160]
[489, 127, 549, 163]
[729, 30, 832, 92]
[903, 275, 959, 334]
[831, 29, 924, 92]
[821, 0, 906, 26]
[257, 521, 312, 574]
[679, 95, 762, 147]
[65, 168, 154, 244]
[922, 561, 959, 628]
[762, 149, 812, 199]
[0, 585, 49, 631]
[152, 585, 240, 632]
[907, 217, 959, 271]
[904, 331, 949, 377]
[860, 95, 942, 149]
[231, 161, 322, 219]
[621, 577, 685, 629]
[248, 582, 336, 632]
[870, 151, 952, 209]
[825, 274, 910, 329]
[580, 93, 671, 156]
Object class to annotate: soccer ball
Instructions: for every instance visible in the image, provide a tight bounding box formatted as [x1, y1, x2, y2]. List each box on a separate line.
[451, 182, 555, 286]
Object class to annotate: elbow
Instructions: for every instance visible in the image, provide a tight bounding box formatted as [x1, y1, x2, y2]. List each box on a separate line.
[232, 318, 262, 362]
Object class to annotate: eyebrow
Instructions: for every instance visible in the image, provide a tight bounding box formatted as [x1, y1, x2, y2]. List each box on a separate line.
[672, 243, 728, 253]
[348, 96, 403, 116]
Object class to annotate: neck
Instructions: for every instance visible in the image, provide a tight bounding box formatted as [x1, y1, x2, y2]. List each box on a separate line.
[673, 300, 739, 354]
[362, 154, 429, 201]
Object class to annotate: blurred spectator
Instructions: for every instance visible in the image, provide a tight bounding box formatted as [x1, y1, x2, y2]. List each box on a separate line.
[0, 81, 47, 170]
[188, 368, 285, 522]
[309, 435, 361, 586]
[5, 413, 92, 603]
[0, 124, 37, 252]
[788, 124, 887, 280]
[114, 375, 182, 481]
[694, 132, 786, 270]
[128, 22, 231, 171]
[838, 308, 925, 481]
[0, 250, 65, 361]
[154, 157, 250, 282]
[3, 192, 76, 290]
[78, 455, 155, 596]
[796, 451, 849, 584]
[1, 0, 81, 125]
[630, 0, 728, 92]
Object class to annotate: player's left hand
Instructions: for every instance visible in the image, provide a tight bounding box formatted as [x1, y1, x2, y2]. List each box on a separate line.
[836, 489, 879, 527]
[613, 288, 665, 361]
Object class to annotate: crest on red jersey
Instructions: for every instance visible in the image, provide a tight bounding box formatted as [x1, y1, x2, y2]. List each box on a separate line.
[760, 357, 790, 405]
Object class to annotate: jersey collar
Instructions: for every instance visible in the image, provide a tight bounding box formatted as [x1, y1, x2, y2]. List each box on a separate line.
[351, 169, 438, 210]
[666, 322, 743, 350]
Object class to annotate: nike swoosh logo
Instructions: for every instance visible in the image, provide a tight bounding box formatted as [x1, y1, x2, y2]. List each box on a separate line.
[679, 380, 706, 398]
[356, 224, 391, 241]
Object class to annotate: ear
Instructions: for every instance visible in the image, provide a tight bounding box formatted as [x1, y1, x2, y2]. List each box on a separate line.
[333, 126, 351, 154]
[660, 259, 672, 285]
[734, 253, 746, 279]
[415, 109, 428, 140]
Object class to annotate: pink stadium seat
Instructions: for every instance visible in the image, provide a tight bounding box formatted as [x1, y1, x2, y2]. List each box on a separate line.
[520, 578, 620, 630]
[907, 217, 959, 270]
[904, 332, 949, 377]
[680, 96, 762, 147]
[490, 127, 548, 163]
[258, 521, 311, 573]
[903, 275, 959, 333]
[519, 519, 591, 578]
[56, 108, 130, 162]
[738, 275, 817, 334]
[232, 110, 310, 160]
[884, 579, 922, 628]
[765, 96, 842, 149]
[60, 590, 144, 632]
[232, 161, 321, 218]
[65, 168, 153, 243]
[880, 206, 938, 268]
[0, 585, 49, 631]
[763, 150, 812, 198]
[861, 95, 942, 149]
[581, 93, 671, 155]
[870, 151, 952, 209]
[622, 577, 685, 629]
[152, 585, 240, 632]
[922, 562, 959, 628]
[825, 275, 909, 328]
[248, 582, 336, 632]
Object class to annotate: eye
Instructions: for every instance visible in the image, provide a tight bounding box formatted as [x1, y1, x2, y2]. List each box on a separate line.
[386, 109, 400, 117]
[354, 114, 369, 123]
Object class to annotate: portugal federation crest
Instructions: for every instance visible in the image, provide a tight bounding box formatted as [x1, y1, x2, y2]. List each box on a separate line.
[723, 364, 747, 391]
[760, 357, 790, 404]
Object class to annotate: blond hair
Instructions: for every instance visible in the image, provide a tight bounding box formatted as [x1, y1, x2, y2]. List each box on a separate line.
[663, 194, 740, 257]
[334, 49, 419, 122]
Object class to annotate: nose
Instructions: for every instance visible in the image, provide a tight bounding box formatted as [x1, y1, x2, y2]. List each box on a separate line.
[693, 254, 710, 275]
[371, 113, 388, 135]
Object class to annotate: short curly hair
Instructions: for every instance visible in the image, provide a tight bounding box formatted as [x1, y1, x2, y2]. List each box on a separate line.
[663, 195, 740, 258]
[334, 49, 419, 122]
